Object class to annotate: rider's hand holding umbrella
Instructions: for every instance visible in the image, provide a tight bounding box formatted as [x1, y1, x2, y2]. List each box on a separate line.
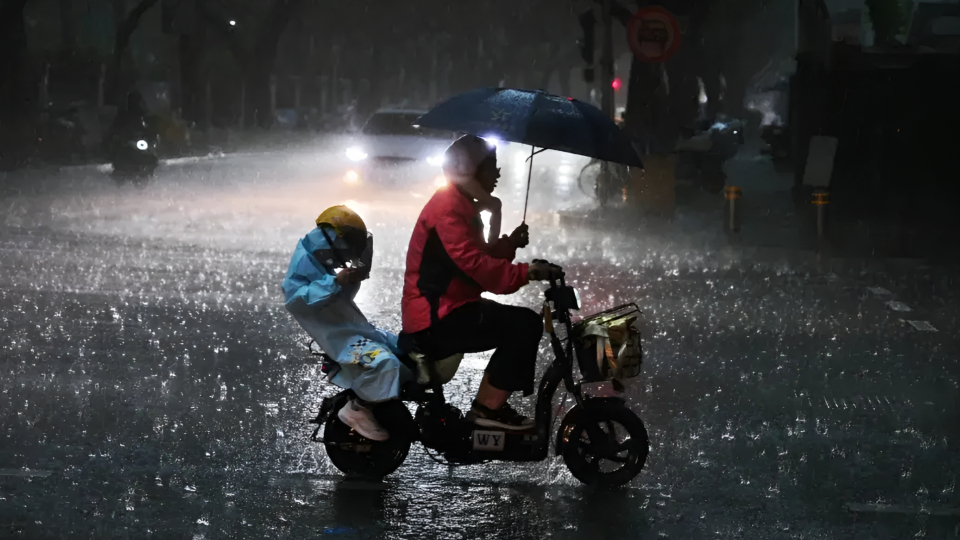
[509, 222, 529, 249]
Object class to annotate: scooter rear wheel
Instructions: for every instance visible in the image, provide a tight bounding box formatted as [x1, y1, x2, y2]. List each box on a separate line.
[323, 398, 413, 480]
[558, 399, 649, 487]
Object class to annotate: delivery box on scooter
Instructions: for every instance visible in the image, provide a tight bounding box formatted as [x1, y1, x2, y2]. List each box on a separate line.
[572, 304, 643, 383]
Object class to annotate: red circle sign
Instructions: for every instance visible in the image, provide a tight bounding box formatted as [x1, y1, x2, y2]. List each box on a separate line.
[627, 6, 682, 63]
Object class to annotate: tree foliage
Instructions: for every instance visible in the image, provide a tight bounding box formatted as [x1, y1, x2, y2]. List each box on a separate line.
[865, 0, 908, 45]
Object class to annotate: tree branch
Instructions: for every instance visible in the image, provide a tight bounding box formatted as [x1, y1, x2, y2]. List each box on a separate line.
[115, 0, 160, 57]
[112, 0, 161, 98]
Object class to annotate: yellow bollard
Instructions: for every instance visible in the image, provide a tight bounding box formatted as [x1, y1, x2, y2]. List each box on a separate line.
[629, 153, 676, 218]
[812, 189, 829, 240]
[724, 185, 742, 233]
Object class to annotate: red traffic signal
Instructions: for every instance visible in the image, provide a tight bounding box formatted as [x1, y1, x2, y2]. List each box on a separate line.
[611, 78, 622, 91]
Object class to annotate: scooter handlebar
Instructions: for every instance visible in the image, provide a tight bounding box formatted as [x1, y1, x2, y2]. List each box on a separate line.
[534, 260, 579, 312]
[531, 259, 565, 284]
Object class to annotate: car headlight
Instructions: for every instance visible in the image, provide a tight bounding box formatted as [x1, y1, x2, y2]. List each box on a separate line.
[136, 140, 149, 151]
[426, 154, 444, 167]
[346, 146, 368, 162]
[481, 135, 501, 148]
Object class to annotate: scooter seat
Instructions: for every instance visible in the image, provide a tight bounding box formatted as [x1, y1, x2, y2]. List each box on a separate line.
[409, 352, 464, 386]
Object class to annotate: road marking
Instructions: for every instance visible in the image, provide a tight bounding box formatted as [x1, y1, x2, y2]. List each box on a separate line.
[0, 469, 52, 478]
[886, 301, 911, 312]
[846, 503, 960, 516]
[868, 287, 892, 295]
[907, 320, 938, 332]
[808, 394, 904, 414]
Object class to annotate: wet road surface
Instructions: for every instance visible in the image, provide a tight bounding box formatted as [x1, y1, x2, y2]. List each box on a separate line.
[1, 136, 958, 539]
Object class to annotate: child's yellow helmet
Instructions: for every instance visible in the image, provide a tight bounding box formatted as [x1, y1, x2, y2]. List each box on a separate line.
[315, 205, 366, 237]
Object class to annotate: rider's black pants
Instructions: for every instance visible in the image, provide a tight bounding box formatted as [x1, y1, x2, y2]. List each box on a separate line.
[404, 300, 543, 396]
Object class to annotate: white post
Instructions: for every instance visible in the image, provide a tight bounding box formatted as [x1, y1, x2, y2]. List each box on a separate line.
[205, 78, 212, 129]
[319, 75, 328, 115]
[39, 62, 50, 109]
[269, 74, 277, 120]
[330, 45, 340, 111]
[429, 49, 438, 103]
[238, 83, 245, 128]
[342, 78, 352, 109]
[97, 63, 106, 109]
[294, 76, 301, 109]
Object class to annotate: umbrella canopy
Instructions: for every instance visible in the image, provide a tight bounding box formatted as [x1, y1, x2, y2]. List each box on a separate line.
[415, 88, 644, 168]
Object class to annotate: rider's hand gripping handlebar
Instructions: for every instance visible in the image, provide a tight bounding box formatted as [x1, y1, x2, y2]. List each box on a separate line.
[529, 259, 564, 283]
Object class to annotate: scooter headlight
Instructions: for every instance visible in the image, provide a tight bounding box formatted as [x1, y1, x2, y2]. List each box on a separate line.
[136, 140, 149, 151]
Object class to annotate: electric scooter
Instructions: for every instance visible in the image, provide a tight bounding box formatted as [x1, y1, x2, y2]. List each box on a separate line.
[308, 262, 649, 487]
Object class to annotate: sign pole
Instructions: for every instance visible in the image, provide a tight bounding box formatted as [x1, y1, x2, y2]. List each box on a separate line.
[600, 0, 615, 119]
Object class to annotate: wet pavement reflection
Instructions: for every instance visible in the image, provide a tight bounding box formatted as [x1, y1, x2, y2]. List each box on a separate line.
[1, 137, 957, 538]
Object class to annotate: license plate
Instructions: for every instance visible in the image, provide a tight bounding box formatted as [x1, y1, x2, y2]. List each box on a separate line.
[472, 430, 506, 451]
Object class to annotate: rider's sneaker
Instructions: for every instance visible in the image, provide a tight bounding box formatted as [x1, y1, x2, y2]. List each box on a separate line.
[337, 399, 390, 441]
[467, 401, 535, 431]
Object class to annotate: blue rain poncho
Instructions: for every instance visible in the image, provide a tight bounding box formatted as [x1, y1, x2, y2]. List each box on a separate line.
[282, 227, 407, 402]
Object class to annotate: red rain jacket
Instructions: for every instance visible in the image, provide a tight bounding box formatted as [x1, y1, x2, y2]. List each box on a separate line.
[402, 185, 529, 333]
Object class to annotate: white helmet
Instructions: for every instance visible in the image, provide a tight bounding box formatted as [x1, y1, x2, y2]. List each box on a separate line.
[441, 134, 496, 183]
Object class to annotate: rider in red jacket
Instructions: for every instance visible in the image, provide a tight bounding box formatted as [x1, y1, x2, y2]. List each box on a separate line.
[401, 135, 558, 430]
[401, 182, 529, 331]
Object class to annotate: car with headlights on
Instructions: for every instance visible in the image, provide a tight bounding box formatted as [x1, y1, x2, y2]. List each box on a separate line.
[343, 109, 455, 185]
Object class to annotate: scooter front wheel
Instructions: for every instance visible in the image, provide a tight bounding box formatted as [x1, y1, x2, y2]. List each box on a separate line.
[323, 398, 413, 480]
[557, 399, 649, 487]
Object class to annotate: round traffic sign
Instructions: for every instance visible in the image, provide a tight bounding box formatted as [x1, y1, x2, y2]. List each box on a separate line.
[627, 6, 682, 63]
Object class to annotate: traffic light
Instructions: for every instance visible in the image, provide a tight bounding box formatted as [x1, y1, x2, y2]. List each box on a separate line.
[612, 77, 622, 91]
[578, 10, 596, 65]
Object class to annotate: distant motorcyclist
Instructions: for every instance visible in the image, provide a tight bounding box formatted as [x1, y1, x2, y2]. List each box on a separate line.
[282, 206, 404, 441]
[104, 90, 161, 177]
[400, 135, 560, 430]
